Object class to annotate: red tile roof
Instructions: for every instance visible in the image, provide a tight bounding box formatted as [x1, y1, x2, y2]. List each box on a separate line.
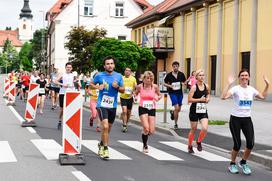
[0, 30, 23, 47]
[134, 0, 153, 12]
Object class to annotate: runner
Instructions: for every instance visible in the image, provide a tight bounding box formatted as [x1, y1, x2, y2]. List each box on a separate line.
[30, 71, 40, 83]
[87, 72, 101, 132]
[186, 70, 197, 90]
[187, 69, 210, 153]
[21, 71, 30, 101]
[36, 73, 47, 114]
[120, 67, 137, 133]
[90, 56, 124, 159]
[134, 71, 162, 153]
[54, 63, 75, 130]
[221, 69, 270, 175]
[50, 68, 60, 110]
[164, 61, 186, 129]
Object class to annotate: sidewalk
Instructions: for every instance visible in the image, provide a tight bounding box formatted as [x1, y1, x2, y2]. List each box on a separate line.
[83, 93, 272, 169]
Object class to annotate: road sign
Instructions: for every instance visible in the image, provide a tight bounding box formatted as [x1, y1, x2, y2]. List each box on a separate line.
[3, 78, 9, 98]
[7, 81, 16, 106]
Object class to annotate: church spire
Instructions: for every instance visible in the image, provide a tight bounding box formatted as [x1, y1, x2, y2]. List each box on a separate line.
[19, 0, 33, 19]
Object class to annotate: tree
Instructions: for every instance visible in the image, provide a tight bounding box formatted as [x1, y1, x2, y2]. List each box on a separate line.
[92, 38, 155, 73]
[0, 39, 20, 72]
[19, 42, 33, 71]
[65, 26, 107, 73]
[30, 28, 47, 70]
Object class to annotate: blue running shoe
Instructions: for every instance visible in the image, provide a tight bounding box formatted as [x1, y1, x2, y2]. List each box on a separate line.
[238, 162, 252, 175]
[228, 164, 239, 174]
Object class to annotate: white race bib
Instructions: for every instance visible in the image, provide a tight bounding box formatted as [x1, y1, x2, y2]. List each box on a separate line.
[196, 103, 207, 113]
[125, 87, 133, 95]
[143, 101, 154, 110]
[39, 88, 45, 94]
[101, 95, 114, 108]
[172, 82, 181, 90]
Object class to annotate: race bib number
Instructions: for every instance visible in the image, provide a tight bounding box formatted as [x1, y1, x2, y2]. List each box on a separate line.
[39, 88, 45, 94]
[143, 101, 154, 110]
[101, 95, 114, 108]
[172, 82, 181, 90]
[239, 100, 252, 110]
[196, 103, 207, 113]
[125, 87, 133, 94]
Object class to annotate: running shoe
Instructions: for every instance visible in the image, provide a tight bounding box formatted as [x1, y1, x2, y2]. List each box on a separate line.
[174, 124, 178, 129]
[122, 125, 128, 133]
[96, 127, 101, 132]
[143, 145, 148, 153]
[57, 121, 61, 130]
[228, 164, 239, 174]
[238, 162, 252, 175]
[188, 145, 194, 154]
[89, 118, 93, 127]
[170, 110, 174, 120]
[196, 142, 202, 151]
[102, 148, 109, 159]
[98, 143, 104, 157]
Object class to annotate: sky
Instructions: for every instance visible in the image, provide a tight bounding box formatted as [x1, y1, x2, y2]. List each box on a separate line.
[0, 0, 164, 30]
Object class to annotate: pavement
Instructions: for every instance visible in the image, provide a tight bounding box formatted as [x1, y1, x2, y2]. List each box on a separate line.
[83, 92, 272, 169]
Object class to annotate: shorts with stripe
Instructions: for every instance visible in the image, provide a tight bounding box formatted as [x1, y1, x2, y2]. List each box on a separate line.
[96, 107, 117, 124]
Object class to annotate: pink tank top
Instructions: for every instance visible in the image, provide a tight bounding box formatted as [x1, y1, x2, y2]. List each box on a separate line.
[139, 84, 156, 109]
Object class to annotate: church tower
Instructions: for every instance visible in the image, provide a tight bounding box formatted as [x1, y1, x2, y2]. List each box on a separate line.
[19, 0, 33, 43]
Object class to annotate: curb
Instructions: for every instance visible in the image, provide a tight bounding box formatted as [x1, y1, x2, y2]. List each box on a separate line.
[83, 104, 272, 170]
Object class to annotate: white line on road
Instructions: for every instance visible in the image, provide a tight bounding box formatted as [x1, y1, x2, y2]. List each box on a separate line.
[160, 141, 229, 161]
[119, 141, 183, 161]
[0, 141, 17, 163]
[31, 139, 62, 160]
[26, 127, 36, 133]
[82, 140, 132, 160]
[72, 171, 92, 181]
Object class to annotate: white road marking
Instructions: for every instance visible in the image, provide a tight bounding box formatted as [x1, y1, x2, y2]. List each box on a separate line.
[26, 127, 36, 133]
[31, 139, 62, 160]
[119, 141, 183, 161]
[160, 141, 229, 161]
[82, 140, 131, 160]
[0, 141, 17, 163]
[72, 171, 92, 181]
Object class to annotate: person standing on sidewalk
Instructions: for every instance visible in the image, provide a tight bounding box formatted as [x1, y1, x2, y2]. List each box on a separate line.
[54, 62, 75, 130]
[187, 69, 210, 153]
[164, 61, 186, 129]
[221, 69, 270, 175]
[120, 67, 137, 133]
[134, 71, 162, 153]
[90, 56, 124, 159]
[50, 68, 60, 109]
[87, 72, 101, 132]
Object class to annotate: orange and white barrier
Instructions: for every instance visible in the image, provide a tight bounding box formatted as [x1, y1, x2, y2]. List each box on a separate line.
[7, 81, 16, 105]
[3, 78, 9, 98]
[59, 91, 85, 165]
[24, 83, 39, 122]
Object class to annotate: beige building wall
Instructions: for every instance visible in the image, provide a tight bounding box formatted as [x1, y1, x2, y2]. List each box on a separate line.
[196, 9, 205, 70]
[239, 0, 251, 52]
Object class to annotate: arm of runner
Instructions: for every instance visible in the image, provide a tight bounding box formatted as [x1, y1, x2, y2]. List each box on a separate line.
[112, 76, 124, 93]
[188, 85, 206, 103]
[255, 76, 270, 100]
[154, 84, 162, 101]
[205, 84, 211, 103]
[221, 75, 235, 100]
[133, 85, 140, 102]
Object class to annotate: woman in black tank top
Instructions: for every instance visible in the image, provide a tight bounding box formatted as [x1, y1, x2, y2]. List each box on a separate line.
[187, 69, 210, 154]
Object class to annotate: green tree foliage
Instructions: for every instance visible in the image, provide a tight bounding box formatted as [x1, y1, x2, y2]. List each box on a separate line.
[92, 38, 155, 73]
[0, 39, 20, 72]
[19, 42, 33, 71]
[65, 26, 107, 73]
[30, 28, 47, 70]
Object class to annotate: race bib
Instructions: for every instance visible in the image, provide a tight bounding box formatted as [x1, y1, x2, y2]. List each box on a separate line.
[239, 100, 252, 110]
[196, 103, 207, 113]
[143, 101, 154, 110]
[39, 88, 45, 94]
[125, 87, 133, 95]
[101, 95, 114, 108]
[172, 82, 181, 90]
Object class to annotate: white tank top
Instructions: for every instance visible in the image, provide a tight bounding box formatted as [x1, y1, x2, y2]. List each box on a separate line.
[59, 72, 75, 94]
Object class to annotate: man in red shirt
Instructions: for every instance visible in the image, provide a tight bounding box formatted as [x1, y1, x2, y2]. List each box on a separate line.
[21, 71, 30, 101]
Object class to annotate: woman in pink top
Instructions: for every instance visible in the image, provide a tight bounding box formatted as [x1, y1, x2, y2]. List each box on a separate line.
[186, 71, 197, 90]
[134, 71, 162, 153]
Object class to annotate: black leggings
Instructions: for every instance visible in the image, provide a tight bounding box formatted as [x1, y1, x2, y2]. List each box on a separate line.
[229, 115, 255, 151]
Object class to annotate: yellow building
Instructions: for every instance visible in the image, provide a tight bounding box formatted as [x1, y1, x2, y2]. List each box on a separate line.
[126, 0, 272, 99]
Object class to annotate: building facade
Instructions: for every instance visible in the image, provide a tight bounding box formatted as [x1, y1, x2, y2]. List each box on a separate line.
[46, 0, 152, 73]
[127, 0, 272, 98]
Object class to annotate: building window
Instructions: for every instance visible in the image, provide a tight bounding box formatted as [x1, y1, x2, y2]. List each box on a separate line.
[118, 36, 126, 40]
[84, 0, 94, 16]
[23, 24, 26, 29]
[115, 2, 124, 17]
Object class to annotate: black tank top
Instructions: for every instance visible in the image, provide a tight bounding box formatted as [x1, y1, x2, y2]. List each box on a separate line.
[190, 83, 208, 113]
